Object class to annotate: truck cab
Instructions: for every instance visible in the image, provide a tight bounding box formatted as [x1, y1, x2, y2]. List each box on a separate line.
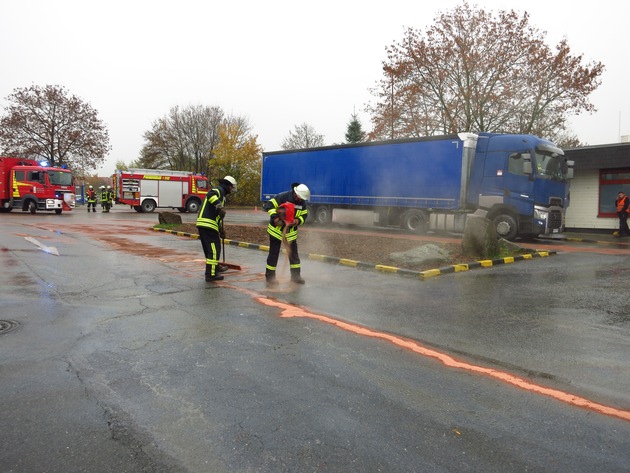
[0, 157, 76, 214]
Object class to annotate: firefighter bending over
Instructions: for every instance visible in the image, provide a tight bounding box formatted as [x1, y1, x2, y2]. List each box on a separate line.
[196, 176, 237, 282]
[264, 183, 310, 286]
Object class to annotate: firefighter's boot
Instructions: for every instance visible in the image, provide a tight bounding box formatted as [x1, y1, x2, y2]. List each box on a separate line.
[265, 270, 278, 287]
[205, 273, 224, 282]
[290, 268, 305, 284]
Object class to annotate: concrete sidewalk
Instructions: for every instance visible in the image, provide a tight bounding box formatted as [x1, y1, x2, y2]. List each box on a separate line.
[539, 230, 630, 245]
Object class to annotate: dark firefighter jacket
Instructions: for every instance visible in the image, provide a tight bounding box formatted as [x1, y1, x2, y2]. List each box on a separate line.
[196, 184, 228, 232]
[265, 190, 308, 242]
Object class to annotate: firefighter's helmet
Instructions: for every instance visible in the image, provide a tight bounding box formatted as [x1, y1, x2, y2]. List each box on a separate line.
[107, 185, 111, 189]
[89, 185, 93, 189]
[219, 175, 237, 192]
[294, 184, 310, 201]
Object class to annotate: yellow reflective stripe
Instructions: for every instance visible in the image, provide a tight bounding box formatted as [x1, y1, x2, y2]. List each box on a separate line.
[197, 218, 219, 231]
[266, 225, 298, 241]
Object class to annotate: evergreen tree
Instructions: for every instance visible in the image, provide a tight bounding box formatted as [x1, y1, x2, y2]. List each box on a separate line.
[345, 113, 366, 143]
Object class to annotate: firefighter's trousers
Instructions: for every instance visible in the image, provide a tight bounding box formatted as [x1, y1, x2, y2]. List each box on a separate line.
[265, 236, 301, 279]
[199, 227, 221, 277]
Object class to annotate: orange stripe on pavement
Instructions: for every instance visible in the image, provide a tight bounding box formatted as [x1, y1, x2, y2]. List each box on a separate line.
[256, 296, 630, 423]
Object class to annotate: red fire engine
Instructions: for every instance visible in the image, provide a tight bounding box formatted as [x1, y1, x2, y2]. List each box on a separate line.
[112, 168, 209, 213]
[0, 157, 76, 214]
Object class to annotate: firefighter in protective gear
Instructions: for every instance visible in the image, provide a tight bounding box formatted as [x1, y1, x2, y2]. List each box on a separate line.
[99, 186, 108, 212]
[86, 185, 97, 212]
[614, 191, 630, 237]
[196, 176, 237, 282]
[106, 185, 115, 210]
[264, 183, 310, 286]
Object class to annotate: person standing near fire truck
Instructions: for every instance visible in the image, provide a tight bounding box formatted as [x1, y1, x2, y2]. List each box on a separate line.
[106, 185, 114, 211]
[99, 186, 108, 212]
[196, 176, 237, 282]
[86, 185, 97, 212]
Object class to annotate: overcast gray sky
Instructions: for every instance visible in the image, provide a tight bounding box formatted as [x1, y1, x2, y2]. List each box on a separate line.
[1, 0, 628, 176]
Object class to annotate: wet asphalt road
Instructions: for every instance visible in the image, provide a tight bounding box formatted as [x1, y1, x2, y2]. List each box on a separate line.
[1, 206, 630, 472]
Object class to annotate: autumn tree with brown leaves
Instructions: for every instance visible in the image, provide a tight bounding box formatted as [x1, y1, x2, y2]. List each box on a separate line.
[0, 85, 111, 174]
[366, 3, 604, 147]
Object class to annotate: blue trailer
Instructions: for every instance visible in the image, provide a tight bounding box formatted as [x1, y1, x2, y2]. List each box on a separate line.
[260, 132, 573, 240]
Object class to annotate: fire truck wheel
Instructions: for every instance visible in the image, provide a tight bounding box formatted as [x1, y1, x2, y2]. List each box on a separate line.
[141, 199, 157, 213]
[27, 200, 37, 214]
[186, 199, 201, 213]
[55, 209, 62, 215]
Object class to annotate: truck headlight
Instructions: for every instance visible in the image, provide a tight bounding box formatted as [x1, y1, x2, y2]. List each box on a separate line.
[534, 209, 548, 220]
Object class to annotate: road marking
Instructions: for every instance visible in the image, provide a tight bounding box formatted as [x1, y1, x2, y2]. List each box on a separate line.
[24, 237, 59, 256]
[249, 292, 630, 423]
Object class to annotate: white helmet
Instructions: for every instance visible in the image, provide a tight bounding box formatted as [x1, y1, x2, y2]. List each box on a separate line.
[220, 175, 237, 192]
[294, 184, 310, 201]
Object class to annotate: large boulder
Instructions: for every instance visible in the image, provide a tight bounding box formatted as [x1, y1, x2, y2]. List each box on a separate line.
[461, 214, 499, 258]
[158, 211, 183, 225]
[390, 243, 451, 267]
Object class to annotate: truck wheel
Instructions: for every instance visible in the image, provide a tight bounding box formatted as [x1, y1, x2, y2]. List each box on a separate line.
[141, 199, 157, 213]
[186, 199, 200, 214]
[133, 206, 142, 212]
[55, 209, 62, 215]
[400, 209, 428, 233]
[314, 205, 331, 224]
[27, 200, 37, 214]
[493, 214, 518, 241]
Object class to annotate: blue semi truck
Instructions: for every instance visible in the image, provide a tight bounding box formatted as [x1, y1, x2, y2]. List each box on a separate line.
[260, 132, 573, 240]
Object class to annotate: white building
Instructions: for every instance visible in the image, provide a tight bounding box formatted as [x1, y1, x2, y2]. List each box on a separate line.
[564, 142, 630, 232]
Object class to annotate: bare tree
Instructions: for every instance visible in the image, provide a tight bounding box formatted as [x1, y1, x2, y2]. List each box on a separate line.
[281, 123, 325, 150]
[366, 3, 604, 142]
[0, 84, 111, 174]
[138, 105, 224, 174]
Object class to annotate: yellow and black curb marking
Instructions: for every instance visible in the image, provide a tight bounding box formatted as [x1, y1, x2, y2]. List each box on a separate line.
[153, 228, 556, 280]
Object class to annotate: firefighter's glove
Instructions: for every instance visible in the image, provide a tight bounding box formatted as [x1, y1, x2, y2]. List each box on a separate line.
[272, 216, 285, 227]
[217, 207, 226, 218]
[219, 228, 226, 239]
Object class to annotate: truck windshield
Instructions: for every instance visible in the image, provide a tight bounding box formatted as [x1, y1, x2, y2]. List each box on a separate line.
[47, 170, 74, 186]
[534, 151, 568, 181]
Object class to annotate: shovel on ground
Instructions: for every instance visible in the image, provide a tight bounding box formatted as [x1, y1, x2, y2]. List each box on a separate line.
[219, 220, 242, 271]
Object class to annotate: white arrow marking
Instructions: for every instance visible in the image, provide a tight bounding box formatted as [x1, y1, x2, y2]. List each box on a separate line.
[24, 237, 60, 256]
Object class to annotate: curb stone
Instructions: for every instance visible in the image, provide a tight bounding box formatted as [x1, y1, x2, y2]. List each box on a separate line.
[152, 227, 557, 280]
